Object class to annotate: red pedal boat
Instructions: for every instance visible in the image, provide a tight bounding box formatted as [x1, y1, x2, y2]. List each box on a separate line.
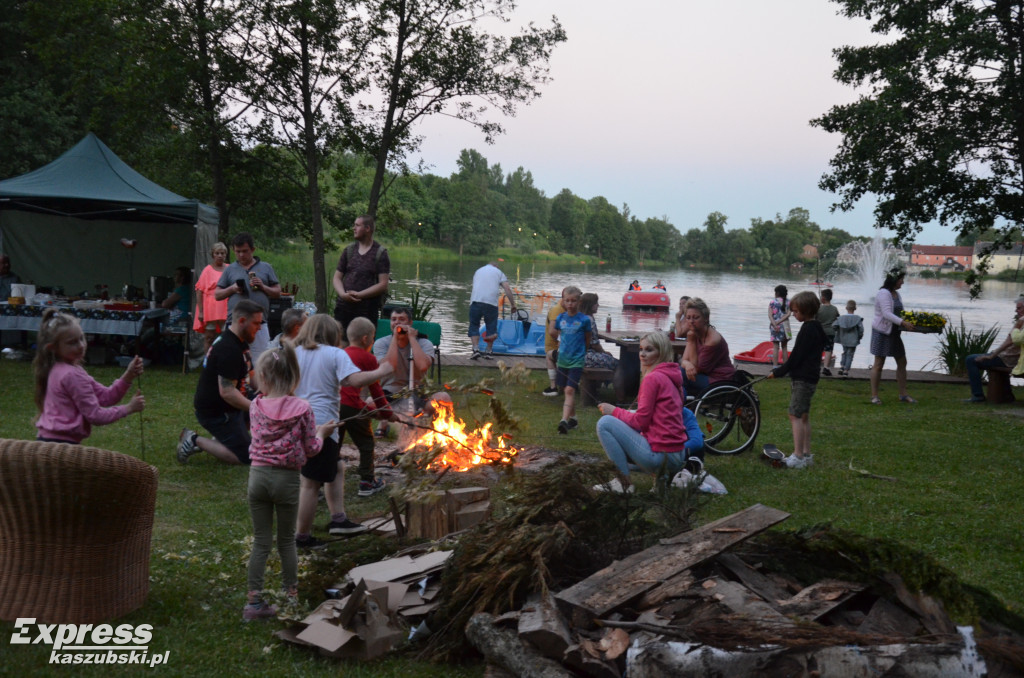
[622, 290, 670, 311]
[733, 341, 775, 364]
[734, 340, 827, 365]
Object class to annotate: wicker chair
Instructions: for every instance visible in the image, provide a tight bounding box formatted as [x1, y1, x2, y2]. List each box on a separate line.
[0, 438, 158, 623]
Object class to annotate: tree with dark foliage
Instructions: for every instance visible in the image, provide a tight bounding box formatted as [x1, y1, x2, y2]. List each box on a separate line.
[813, 0, 1024, 295]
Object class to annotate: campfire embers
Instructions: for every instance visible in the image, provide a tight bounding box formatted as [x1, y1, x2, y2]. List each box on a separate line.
[403, 400, 517, 471]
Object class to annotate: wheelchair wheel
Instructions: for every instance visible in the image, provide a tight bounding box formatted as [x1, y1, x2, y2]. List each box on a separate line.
[690, 384, 760, 455]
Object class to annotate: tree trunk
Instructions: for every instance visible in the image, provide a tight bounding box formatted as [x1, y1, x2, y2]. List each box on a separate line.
[628, 638, 984, 678]
[298, 22, 328, 311]
[194, 0, 230, 240]
[306, 146, 327, 312]
[465, 613, 572, 678]
[366, 0, 409, 218]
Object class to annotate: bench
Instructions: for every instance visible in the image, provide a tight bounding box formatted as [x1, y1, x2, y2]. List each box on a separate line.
[986, 365, 1017, 404]
[580, 367, 616, 406]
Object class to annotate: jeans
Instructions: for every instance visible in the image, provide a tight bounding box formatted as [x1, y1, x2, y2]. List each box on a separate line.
[840, 346, 857, 372]
[682, 371, 710, 396]
[965, 354, 1006, 398]
[596, 415, 686, 479]
[247, 466, 300, 592]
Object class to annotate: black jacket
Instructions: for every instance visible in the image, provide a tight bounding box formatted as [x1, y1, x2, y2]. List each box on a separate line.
[772, 320, 826, 383]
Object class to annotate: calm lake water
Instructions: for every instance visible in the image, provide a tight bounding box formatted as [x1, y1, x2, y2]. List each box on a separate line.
[388, 260, 1022, 372]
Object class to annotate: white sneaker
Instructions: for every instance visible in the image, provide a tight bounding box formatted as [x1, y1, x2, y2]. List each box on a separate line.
[593, 478, 634, 494]
[698, 473, 728, 495]
[785, 454, 813, 469]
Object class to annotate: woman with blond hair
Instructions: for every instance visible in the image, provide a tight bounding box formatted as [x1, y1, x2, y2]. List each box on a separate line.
[194, 242, 229, 351]
[680, 297, 735, 394]
[594, 331, 704, 493]
[291, 314, 392, 548]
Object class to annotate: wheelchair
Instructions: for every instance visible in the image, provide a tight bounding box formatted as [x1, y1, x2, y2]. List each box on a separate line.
[685, 371, 764, 455]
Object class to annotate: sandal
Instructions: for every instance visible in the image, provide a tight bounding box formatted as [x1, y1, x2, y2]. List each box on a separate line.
[898, 395, 918, 404]
[870, 396, 882, 405]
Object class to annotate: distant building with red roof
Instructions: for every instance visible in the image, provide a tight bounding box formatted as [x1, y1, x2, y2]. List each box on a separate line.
[909, 245, 973, 271]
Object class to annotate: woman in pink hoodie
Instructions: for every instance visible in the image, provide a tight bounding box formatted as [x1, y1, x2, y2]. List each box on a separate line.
[595, 331, 703, 493]
[243, 343, 338, 621]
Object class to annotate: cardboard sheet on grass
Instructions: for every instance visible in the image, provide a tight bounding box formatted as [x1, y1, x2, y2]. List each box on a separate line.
[276, 550, 451, 659]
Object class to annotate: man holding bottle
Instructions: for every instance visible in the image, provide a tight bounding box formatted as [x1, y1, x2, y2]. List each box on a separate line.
[215, 232, 281, 363]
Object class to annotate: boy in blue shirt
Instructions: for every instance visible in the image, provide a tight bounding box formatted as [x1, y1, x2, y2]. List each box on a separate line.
[549, 286, 591, 434]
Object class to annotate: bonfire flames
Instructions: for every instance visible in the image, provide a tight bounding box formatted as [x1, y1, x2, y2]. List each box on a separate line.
[404, 400, 517, 471]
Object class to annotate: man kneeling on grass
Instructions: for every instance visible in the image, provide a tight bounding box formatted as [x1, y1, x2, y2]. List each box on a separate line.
[177, 299, 263, 465]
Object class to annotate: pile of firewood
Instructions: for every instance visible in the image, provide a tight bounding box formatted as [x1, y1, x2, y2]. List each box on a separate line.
[466, 504, 1024, 678]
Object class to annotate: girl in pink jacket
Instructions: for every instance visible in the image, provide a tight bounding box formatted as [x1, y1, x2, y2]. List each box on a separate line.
[244, 344, 338, 621]
[595, 331, 704, 493]
[34, 309, 144, 444]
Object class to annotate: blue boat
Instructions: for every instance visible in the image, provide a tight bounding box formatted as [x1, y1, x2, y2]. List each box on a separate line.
[476, 318, 546, 356]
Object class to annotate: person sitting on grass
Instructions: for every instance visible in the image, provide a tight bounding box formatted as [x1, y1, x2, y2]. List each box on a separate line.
[768, 291, 827, 469]
[593, 331, 703, 493]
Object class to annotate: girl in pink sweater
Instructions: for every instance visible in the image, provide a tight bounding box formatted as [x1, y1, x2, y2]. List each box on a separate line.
[595, 331, 703, 493]
[244, 343, 338, 621]
[34, 309, 144, 443]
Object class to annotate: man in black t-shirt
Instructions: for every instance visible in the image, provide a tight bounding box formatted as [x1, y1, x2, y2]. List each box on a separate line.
[177, 299, 264, 465]
[332, 214, 390, 332]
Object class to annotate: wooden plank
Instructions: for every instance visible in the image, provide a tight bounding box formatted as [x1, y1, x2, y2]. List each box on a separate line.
[858, 596, 923, 637]
[660, 504, 790, 546]
[776, 579, 866, 621]
[880, 572, 957, 636]
[702, 577, 792, 626]
[716, 552, 793, 606]
[634, 571, 695, 609]
[555, 504, 789, 619]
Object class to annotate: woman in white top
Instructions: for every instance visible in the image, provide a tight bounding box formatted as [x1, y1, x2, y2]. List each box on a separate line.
[869, 267, 916, 405]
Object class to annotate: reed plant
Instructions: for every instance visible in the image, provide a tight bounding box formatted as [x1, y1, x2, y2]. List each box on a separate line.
[926, 315, 999, 376]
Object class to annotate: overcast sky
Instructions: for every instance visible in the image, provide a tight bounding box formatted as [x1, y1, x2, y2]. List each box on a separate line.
[410, 0, 959, 246]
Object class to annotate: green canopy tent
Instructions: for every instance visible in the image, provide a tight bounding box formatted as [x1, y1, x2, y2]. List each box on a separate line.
[0, 133, 217, 298]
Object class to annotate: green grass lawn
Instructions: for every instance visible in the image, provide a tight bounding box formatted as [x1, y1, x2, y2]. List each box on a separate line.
[1, 357, 1022, 675]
